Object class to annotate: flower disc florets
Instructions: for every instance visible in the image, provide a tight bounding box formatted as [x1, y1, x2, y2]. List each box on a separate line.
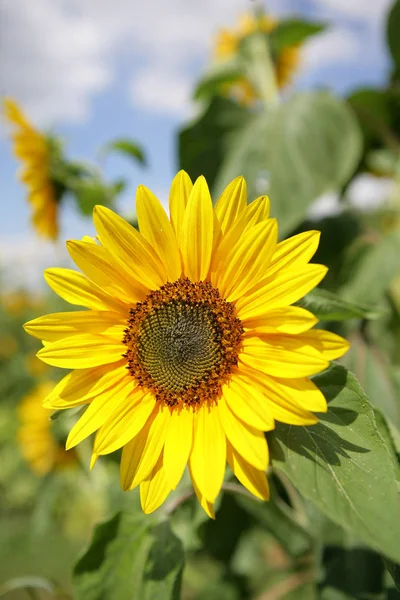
[123, 278, 244, 407]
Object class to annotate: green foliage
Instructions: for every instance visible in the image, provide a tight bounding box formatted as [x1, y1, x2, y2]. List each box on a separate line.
[269, 19, 326, 53]
[388, 0, 400, 69]
[73, 511, 184, 600]
[297, 288, 383, 321]
[341, 230, 400, 306]
[180, 91, 361, 236]
[270, 364, 400, 562]
[99, 138, 147, 166]
[194, 60, 243, 101]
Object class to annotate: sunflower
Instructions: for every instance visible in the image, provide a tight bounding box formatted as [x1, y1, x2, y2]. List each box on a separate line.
[18, 382, 76, 475]
[3, 98, 58, 241]
[215, 13, 301, 105]
[24, 172, 349, 516]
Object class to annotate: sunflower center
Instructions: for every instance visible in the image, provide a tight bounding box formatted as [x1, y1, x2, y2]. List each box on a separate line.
[123, 278, 243, 406]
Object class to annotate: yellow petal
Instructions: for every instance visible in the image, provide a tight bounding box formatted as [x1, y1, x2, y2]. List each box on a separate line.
[3, 98, 32, 128]
[240, 335, 329, 378]
[243, 306, 318, 335]
[296, 329, 350, 361]
[240, 365, 320, 424]
[66, 376, 134, 449]
[181, 176, 214, 281]
[37, 335, 125, 368]
[232, 195, 270, 233]
[67, 240, 146, 304]
[163, 405, 194, 489]
[189, 403, 226, 503]
[267, 230, 321, 277]
[81, 235, 97, 244]
[24, 310, 125, 342]
[214, 176, 247, 235]
[217, 398, 268, 471]
[212, 196, 270, 268]
[227, 441, 270, 500]
[44, 268, 128, 315]
[223, 374, 275, 431]
[94, 390, 156, 455]
[93, 205, 166, 289]
[90, 452, 99, 470]
[236, 264, 328, 319]
[214, 220, 278, 301]
[270, 375, 327, 413]
[43, 361, 128, 409]
[140, 453, 172, 514]
[189, 467, 216, 519]
[136, 185, 181, 281]
[169, 170, 193, 240]
[120, 406, 169, 490]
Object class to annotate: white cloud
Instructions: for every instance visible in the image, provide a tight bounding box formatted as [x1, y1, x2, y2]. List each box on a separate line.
[312, 0, 392, 20]
[130, 69, 193, 116]
[300, 29, 360, 71]
[0, 0, 393, 122]
[0, 0, 111, 125]
[0, 234, 71, 290]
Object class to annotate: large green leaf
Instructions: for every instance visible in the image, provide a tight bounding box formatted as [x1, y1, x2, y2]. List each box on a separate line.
[73, 512, 184, 600]
[343, 340, 400, 437]
[215, 92, 361, 235]
[269, 364, 400, 562]
[180, 91, 361, 236]
[341, 230, 400, 306]
[297, 288, 383, 321]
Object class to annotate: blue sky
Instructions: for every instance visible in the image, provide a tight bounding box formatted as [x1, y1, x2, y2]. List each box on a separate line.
[0, 0, 394, 288]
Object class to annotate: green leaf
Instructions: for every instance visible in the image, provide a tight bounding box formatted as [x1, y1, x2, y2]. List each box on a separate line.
[73, 512, 184, 600]
[179, 96, 250, 191]
[194, 59, 243, 101]
[180, 91, 361, 236]
[100, 139, 147, 166]
[269, 19, 326, 53]
[388, 0, 400, 68]
[297, 288, 383, 321]
[385, 557, 400, 591]
[341, 230, 400, 306]
[217, 92, 361, 235]
[269, 364, 400, 562]
[343, 339, 400, 441]
[72, 179, 116, 215]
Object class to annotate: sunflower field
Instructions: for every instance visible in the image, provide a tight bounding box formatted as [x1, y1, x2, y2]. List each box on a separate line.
[2, 3, 400, 599]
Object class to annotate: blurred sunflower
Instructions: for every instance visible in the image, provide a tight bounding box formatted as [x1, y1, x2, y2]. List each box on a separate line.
[24, 172, 349, 516]
[18, 382, 76, 475]
[215, 13, 301, 105]
[3, 99, 59, 241]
